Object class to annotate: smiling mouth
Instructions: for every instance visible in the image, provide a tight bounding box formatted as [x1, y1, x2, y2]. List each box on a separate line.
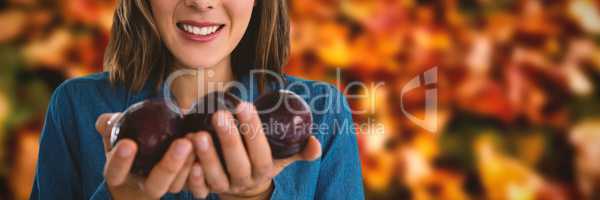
[176, 22, 225, 36]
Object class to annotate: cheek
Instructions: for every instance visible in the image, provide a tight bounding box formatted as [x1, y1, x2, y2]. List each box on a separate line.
[224, 0, 254, 46]
[150, 0, 177, 36]
[223, 0, 254, 18]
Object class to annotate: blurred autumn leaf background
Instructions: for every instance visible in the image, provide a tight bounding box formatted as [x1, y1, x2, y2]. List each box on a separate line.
[2, 0, 600, 199]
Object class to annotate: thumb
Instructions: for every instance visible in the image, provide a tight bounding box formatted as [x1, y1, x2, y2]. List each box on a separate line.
[95, 113, 122, 152]
[274, 136, 321, 169]
[298, 136, 322, 161]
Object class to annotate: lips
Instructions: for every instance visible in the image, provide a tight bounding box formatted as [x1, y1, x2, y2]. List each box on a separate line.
[176, 20, 225, 42]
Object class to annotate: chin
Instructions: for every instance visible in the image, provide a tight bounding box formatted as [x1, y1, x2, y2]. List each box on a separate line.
[174, 54, 224, 69]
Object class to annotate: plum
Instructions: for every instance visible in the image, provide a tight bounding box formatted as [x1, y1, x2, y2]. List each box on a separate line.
[110, 89, 313, 177]
[254, 90, 313, 159]
[184, 89, 314, 159]
[110, 99, 184, 176]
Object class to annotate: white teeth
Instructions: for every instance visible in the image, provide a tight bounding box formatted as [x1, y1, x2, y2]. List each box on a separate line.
[181, 24, 220, 36]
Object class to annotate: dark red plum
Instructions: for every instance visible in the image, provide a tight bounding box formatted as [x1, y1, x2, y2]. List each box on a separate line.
[110, 99, 183, 176]
[110, 89, 313, 177]
[254, 90, 313, 159]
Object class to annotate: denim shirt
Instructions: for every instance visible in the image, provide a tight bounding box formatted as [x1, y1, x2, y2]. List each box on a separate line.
[30, 72, 364, 200]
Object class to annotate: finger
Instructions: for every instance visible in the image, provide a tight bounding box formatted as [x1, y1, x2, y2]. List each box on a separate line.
[168, 153, 195, 193]
[143, 139, 192, 198]
[274, 136, 322, 170]
[300, 136, 322, 161]
[95, 113, 122, 152]
[188, 163, 209, 198]
[191, 132, 230, 193]
[234, 102, 273, 181]
[104, 139, 137, 187]
[212, 111, 253, 191]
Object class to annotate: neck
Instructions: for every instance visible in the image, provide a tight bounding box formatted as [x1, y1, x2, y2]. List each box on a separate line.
[171, 57, 234, 111]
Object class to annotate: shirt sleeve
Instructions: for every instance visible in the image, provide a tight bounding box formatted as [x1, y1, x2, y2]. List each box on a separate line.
[314, 86, 365, 199]
[30, 83, 111, 200]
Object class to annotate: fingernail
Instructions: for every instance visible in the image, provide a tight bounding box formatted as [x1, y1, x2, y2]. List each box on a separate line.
[219, 112, 232, 127]
[237, 101, 249, 111]
[195, 136, 209, 152]
[237, 102, 253, 120]
[174, 143, 191, 160]
[117, 145, 132, 157]
[192, 165, 203, 177]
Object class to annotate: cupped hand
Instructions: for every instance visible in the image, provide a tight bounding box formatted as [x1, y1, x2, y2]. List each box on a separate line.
[186, 102, 322, 199]
[95, 113, 195, 200]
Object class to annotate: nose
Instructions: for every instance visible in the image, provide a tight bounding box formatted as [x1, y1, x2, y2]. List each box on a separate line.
[184, 0, 215, 11]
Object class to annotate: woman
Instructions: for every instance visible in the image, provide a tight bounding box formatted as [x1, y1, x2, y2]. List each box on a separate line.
[31, 0, 364, 199]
